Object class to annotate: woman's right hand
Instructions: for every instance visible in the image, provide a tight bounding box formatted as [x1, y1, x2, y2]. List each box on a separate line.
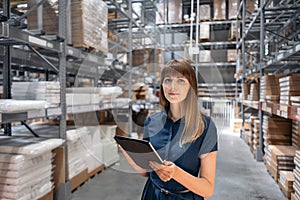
[119, 145, 149, 177]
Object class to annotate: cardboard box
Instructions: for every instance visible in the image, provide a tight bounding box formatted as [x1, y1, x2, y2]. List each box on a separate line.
[52, 147, 65, 192]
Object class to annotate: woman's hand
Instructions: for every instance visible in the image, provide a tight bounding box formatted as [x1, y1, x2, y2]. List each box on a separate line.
[119, 145, 149, 177]
[149, 160, 178, 182]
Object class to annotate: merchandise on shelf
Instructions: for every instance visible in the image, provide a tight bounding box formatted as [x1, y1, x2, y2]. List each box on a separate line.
[155, 1, 166, 24]
[213, 0, 226, 20]
[227, 49, 240, 63]
[279, 171, 295, 199]
[228, 0, 240, 20]
[168, 0, 182, 24]
[0, 137, 63, 200]
[12, 81, 60, 107]
[199, 23, 210, 42]
[248, 83, 259, 101]
[0, 99, 47, 113]
[279, 75, 300, 105]
[264, 145, 295, 182]
[71, 0, 108, 55]
[228, 21, 240, 41]
[246, 0, 258, 19]
[262, 115, 292, 147]
[260, 74, 282, 102]
[199, 5, 211, 21]
[27, 0, 59, 35]
[293, 151, 300, 199]
[199, 50, 211, 63]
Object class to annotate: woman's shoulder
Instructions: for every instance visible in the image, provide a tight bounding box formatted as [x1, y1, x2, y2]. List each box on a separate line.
[144, 111, 166, 126]
[201, 114, 216, 130]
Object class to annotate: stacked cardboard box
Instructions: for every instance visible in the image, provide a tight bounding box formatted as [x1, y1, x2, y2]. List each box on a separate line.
[199, 50, 212, 62]
[293, 151, 300, 200]
[279, 75, 300, 105]
[132, 48, 164, 70]
[120, 84, 148, 101]
[200, 5, 211, 21]
[279, 171, 295, 199]
[248, 116, 259, 147]
[71, 0, 108, 55]
[262, 115, 292, 147]
[227, 49, 240, 62]
[260, 75, 281, 102]
[213, 0, 226, 20]
[200, 23, 210, 42]
[291, 96, 300, 107]
[230, 118, 242, 133]
[264, 145, 295, 182]
[228, 21, 240, 41]
[252, 119, 260, 157]
[242, 83, 250, 100]
[292, 121, 300, 149]
[246, 0, 258, 19]
[228, 0, 240, 19]
[27, 0, 58, 35]
[248, 83, 259, 101]
[168, 0, 182, 24]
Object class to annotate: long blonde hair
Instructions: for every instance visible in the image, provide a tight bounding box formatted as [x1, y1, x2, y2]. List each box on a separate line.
[160, 59, 205, 145]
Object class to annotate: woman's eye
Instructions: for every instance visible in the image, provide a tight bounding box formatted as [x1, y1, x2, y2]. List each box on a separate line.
[164, 78, 172, 84]
[178, 79, 186, 84]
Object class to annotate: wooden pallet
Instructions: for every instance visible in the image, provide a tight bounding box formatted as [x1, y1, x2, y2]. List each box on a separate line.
[88, 165, 105, 179]
[71, 169, 89, 192]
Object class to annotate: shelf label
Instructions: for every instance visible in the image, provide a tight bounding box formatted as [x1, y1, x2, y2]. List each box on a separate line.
[28, 36, 47, 47]
[189, 47, 199, 55]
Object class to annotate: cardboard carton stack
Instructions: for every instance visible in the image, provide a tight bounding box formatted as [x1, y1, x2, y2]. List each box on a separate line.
[168, 0, 182, 24]
[260, 75, 280, 102]
[292, 121, 300, 149]
[120, 84, 148, 101]
[71, 0, 108, 55]
[200, 5, 211, 21]
[265, 145, 295, 182]
[228, 0, 240, 19]
[293, 151, 300, 200]
[12, 81, 60, 107]
[248, 83, 259, 101]
[252, 119, 260, 157]
[262, 115, 292, 147]
[248, 116, 259, 147]
[27, 0, 58, 35]
[242, 83, 250, 100]
[213, 0, 226, 20]
[228, 21, 240, 41]
[200, 23, 210, 42]
[279, 75, 300, 106]
[279, 171, 295, 199]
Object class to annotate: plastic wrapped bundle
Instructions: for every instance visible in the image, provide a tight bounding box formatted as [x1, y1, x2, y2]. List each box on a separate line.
[0, 99, 47, 113]
[168, 0, 182, 24]
[213, 0, 226, 20]
[0, 137, 63, 200]
[71, 0, 108, 55]
[228, 0, 240, 19]
[200, 5, 211, 21]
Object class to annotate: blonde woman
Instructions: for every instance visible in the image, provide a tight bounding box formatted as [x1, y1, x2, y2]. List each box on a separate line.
[121, 59, 218, 200]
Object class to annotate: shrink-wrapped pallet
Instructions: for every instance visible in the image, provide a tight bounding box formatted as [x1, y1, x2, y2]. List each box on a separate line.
[213, 0, 226, 20]
[71, 0, 108, 55]
[200, 5, 211, 21]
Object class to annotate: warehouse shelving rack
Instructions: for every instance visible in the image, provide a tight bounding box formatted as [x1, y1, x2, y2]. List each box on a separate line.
[0, 0, 162, 199]
[236, 0, 300, 161]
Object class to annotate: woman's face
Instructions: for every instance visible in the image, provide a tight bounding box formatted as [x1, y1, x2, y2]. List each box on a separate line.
[162, 75, 191, 104]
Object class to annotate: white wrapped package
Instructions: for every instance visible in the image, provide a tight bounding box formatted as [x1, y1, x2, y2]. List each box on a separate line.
[84, 144, 103, 173]
[66, 127, 88, 142]
[98, 86, 123, 100]
[0, 153, 52, 171]
[0, 137, 63, 155]
[99, 138, 119, 166]
[99, 125, 117, 139]
[0, 100, 47, 113]
[68, 157, 87, 179]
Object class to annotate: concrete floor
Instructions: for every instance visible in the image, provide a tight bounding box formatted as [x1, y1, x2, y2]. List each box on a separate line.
[72, 126, 285, 200]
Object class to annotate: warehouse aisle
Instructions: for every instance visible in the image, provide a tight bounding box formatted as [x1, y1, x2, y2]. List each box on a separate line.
[72, 126, 285, 200]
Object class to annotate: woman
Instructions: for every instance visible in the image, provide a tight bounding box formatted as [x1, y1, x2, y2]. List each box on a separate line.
[120, 59, 218, 200]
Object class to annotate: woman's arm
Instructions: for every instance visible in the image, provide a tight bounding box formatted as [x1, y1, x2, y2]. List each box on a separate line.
[119, 145, 149, 177]
[149, 151, 217, 198]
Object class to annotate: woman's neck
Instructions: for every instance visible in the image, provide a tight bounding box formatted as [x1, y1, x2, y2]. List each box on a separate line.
[169, 103, 183, 121]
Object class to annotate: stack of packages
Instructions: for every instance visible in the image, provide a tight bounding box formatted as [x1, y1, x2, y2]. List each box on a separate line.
[262, 115, 291, 148]
[99, 125, 120, 167]
[279, 75, 300, 106]
[279, 170, 295, 199]
[291, 96, 300, 120]
[248, 83, 259, 101]
[251, 119, 260, 157]
[248, 116, 259, 147]
[66, 127, 89, 188]
[246, 0, 258, 19]
[292, 121, 300, 149]
[293, 151, 300, 200]
[0, 137, 63, 200]
[260, 75, 280, 103]
[244, 118, 252, 144]
[200, 23, 210, 42]
[167, 0, 182, 24]
[213, 0, 226, 20]
[120, 83, 148, 101]
[66, 87, 102, 106]
[199, 5, 210, 21]
[242, 83, 250, 100]
[27, 0, 58, 35]
[12, 82, 60, 107]
[264, 145, 295, 182]
[71, 0, 108, 55]
[228, 0, 239, 20]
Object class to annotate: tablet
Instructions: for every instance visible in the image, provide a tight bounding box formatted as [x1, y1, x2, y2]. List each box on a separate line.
[114, 135, 163, 170]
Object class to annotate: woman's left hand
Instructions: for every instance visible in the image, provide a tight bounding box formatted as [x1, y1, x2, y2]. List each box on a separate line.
[149, 160, 177, 182]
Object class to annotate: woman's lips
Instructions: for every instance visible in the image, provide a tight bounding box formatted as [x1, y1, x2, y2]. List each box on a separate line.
[169, 93, 179, 96]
